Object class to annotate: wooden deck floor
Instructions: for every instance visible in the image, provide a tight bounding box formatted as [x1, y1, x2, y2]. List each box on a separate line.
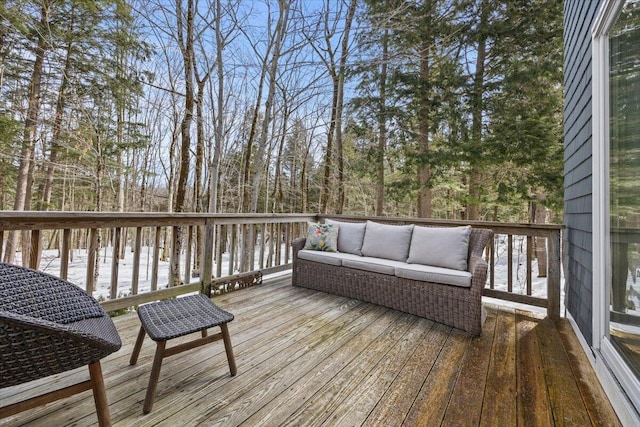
[1, 274, 620, 426]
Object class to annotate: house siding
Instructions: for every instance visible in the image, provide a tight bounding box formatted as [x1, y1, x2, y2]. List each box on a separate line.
[563, 0, 603, 346]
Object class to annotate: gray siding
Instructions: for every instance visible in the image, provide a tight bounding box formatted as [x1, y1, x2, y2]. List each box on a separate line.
[563, 0, 603, 346]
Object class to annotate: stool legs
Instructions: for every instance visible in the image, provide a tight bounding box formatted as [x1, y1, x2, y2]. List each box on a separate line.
[143, 340, 166, 414]
[130, 327, 146, 365]
[220, 323, 237, 376]
[131, 323, 236, 414]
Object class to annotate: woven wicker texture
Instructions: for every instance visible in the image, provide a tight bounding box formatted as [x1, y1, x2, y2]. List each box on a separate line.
[292, 227, 493, 336]
[0, 263, 122, 388]
[137, 294, 234, 341]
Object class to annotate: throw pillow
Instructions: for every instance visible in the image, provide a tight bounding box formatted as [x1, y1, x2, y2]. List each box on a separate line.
[303, 222, 339, 252]
[360, 221, 414, 261]
[407, 225, 472, 271]
[325, 219, 366, 255]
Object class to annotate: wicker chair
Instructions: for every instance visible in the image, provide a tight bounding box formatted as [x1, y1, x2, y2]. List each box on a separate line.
[0, 263, 122, 427]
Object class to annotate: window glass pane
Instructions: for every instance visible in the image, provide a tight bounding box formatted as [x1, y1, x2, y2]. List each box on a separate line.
[609, 0, 640, 381]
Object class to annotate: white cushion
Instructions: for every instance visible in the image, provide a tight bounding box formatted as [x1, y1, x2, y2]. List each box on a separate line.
[394, 264, 472, 288]
[342, 257, 407, 275]
[297, 250, 363, 266]
[325, 219, 366, 255]
[407, 225, 472, 271]
[361, 221, 414, 262]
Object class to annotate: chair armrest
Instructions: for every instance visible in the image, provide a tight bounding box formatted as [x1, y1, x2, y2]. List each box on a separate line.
[292, 237, 306, 260]
[468, 255, 489, 296]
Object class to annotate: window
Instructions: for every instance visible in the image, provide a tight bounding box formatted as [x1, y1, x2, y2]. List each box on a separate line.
[593, 0, 640, 417]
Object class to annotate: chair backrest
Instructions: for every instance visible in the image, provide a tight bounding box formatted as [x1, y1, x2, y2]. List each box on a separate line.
[0, 263, 104, 324]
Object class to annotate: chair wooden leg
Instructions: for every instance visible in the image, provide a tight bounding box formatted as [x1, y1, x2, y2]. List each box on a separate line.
[130, 327, 146, 365]
[143, 340, 166, 414]
[220, 323, 237, 376]
[88, 361, 111, 427]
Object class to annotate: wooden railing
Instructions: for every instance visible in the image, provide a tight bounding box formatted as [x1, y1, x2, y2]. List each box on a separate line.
[0, 212, 315, 312]
[0, 212, 562, 319]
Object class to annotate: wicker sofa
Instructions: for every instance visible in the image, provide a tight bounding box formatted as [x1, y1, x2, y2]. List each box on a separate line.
[292, 220, 493, 336]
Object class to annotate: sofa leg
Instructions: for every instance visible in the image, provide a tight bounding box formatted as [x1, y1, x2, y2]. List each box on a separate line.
[89, 361, 112, 427]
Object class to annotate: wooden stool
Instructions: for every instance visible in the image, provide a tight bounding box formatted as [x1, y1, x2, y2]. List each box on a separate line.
[129, 294, 236, 414]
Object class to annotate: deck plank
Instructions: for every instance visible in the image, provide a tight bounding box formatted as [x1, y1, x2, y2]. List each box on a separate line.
[282, 314, 419, 427]
[321, 318, 436, 427]
[516, 309, 553, 427]
[440, 306, 498, 426]
[480, 306, 517, 426]
[401, 328, 470, 426]
[536, 316, 592, 426]
[0, 275, 622, 427]
[361, 322, 454, 427]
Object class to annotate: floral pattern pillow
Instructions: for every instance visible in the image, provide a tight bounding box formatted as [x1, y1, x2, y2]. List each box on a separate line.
[303, 223, 339, 252]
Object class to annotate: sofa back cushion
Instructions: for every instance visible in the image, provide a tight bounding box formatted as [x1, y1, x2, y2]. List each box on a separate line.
[361, 221, 414, 261]
[407, 225, 472, 271]
[325, 219, 366, 255]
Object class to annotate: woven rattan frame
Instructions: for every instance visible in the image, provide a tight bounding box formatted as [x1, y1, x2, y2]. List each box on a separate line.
[292, 227, 493, 336]
[0, 263, 121, 426]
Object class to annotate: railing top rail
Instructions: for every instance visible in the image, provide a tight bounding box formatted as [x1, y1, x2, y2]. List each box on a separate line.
[319, 214, 564, 233]
[0, 211, 563, 234]
[0, 212, 317, 231]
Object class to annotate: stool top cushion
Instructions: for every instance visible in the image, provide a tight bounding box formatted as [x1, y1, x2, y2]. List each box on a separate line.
[137, 294, 234, 341]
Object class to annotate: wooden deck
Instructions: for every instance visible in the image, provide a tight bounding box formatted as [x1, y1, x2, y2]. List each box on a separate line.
[1, 274, 620, 426]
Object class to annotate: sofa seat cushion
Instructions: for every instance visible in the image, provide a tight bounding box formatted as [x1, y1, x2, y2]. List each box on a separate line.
[394, 264, 472, 288]
[297, 250, 362, 266]
[342, 257, 407, 275]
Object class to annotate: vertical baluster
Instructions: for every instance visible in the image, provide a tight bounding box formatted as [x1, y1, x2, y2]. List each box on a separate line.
[275, 223, 282, 266]
[61, 229, 71, 280]
[284, 223, 290, 264]
[259, 223, 266, 269]
[184, 225, 193, 285]
[0, 230, 4, 260]
[268, 223, 274, 267]
[29, 230, 41, 270]
[507, 234, 513, 293]
[202, 219, 215, 294]
[132, 226, 142, 295]
[111, 227, 121, 300]
[250, 224, 256, 271]
[86, 228, 98, 293]
[215, 224, 223, 278]
[489, 235, 495, 289]
[152, 226, 161, 291]
[547, 230, 561, 319]
[229, 224, 236, 275]
[526, 235, 533, 295]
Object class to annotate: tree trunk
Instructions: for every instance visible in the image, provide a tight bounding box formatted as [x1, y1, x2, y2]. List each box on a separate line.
[467, 1, 488, 221]
[172, 0, 197, 286]
[249, 0, 290, 213]
[417, 39, 432, 218]
[376, 30, 388, 216]
[4, 2, 50, 264]
[334, 0, 357, 214]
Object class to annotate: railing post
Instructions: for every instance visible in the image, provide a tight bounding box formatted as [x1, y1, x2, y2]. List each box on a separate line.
[201, 219, 215, 294]
[547, 229, 561, 319]
[61, 229, 71, 280]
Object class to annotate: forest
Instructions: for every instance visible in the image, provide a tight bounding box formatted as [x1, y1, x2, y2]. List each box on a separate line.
[0, 0, 564, 224]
